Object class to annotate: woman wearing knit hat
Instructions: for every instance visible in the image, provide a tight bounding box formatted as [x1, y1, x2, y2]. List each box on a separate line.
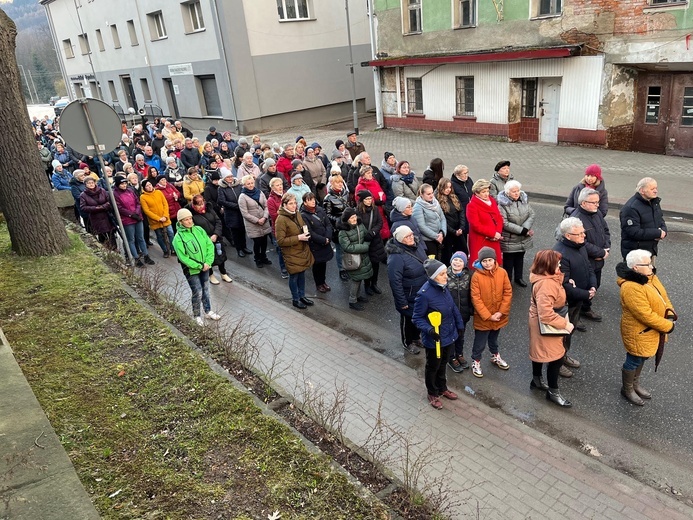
[338, 208, 373, 311]
[356, 189, 387, 295]
[446, 252, 472, 372]
[412, 258, 465, 409]
[171, 208, 222, 327]
[323, 174, 351, 281]
[469, 246, 513, 378]
[563, 164, 609, 217]
[386, 225, 428, 353]
[466, 179, 503, 266]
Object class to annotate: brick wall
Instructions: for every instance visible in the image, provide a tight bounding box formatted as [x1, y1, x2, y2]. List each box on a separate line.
[384, 116, 510, 137]
[571, 0, 679, 35]
[519, 118, 539, 142]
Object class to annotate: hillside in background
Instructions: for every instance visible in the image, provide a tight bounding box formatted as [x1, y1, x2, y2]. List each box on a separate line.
[1, 0, 64, 102]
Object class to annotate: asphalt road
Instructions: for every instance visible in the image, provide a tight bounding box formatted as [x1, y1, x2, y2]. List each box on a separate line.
[148, 198, 693, 499]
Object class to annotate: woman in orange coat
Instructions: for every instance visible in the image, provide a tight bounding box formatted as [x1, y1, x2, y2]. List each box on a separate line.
[466, 179, 503, 265]
[140, 179, 174, 257]
[470, 246, 512, 378]
[528, 250, 574, 407]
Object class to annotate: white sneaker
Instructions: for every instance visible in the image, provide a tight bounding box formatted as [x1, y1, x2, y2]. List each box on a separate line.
[205, 311, 221, 321]
[194, 316, 204, 326]
[221, 274, 233, 283]
[209, 274, 220, 285]
[491, 353, 510, 370]
[471, 360, 483, 378]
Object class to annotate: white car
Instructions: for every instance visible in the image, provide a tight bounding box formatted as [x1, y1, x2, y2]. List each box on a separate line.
[53, 97, 70, 116]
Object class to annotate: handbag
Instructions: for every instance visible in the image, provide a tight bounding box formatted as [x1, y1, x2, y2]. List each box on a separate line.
[342, 226, 362, 271]
[531, 284, 571, 336]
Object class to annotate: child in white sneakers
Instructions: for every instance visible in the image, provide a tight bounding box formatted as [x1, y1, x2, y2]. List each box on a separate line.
[470, 247, 513, 377]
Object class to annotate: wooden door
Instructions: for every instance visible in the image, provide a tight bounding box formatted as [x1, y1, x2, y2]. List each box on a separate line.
[632, 73, 672, 154]
[665, 74, 693, 157]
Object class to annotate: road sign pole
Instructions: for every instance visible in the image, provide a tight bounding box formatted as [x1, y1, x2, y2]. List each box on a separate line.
[78, 99, 135, 265]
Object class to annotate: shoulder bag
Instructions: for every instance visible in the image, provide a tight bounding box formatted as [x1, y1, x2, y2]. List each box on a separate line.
[531, 284, 571, 336]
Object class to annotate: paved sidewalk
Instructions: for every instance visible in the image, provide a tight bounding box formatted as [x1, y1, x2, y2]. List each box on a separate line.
[205, 279, 693, 520]
[252, 115, 693, 218]
[0, 329, 100, 520]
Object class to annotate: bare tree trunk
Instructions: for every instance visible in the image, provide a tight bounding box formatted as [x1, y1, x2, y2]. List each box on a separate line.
[0, 9, 70, 256]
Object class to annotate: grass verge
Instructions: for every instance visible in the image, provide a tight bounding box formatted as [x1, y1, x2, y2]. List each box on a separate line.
[0, 224, 388, 520]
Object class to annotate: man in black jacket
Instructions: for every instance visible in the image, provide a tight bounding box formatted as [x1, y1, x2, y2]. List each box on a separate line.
[620, 177, 666, 263]
[180, 138, 202, 170]
[569, 188, 610, 322]
[554, 217, 597, 377]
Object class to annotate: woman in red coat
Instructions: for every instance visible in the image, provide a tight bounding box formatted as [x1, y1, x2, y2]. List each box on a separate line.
[155, 176, 182, 230]
[355, 165, 391, 241]
[466, 179, 503, 265]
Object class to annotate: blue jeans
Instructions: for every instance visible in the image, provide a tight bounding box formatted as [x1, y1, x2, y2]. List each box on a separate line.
[288, 270, 306, 301]
[334, 242, 343, 271]
[276, 246, 287, 272]
[623, 353, 649, 371]
[154, 225, 174, 253]
[472, 329, 501, 361]
[186, 270, 211, 317]
[450, 317, 470, 359]
[123, 221, 148, 259]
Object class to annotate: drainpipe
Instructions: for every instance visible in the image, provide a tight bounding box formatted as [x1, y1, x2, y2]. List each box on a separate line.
[211, 0, 240, 135]
[367, 0, 383, 128]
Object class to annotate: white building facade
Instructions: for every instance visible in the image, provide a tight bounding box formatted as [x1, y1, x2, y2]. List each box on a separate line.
[42, 0, 375, 133]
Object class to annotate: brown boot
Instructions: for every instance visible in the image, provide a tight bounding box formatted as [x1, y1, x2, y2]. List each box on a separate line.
[633, 364, 651, 399]
[621, 369, 644, 406]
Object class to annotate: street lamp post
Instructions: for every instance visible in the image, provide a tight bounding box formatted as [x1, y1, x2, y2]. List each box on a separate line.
[344, 0, 359, 135]
[18, 64, 35, 104]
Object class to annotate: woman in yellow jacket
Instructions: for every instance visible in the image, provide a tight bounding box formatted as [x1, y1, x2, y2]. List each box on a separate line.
[470, 246, 513, 378]
[616, 249, 676, 406]
[140, 179, 174, 257]
[183, 167, 205, 203]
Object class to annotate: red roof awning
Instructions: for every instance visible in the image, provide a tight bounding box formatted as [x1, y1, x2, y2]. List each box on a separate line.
[368, 47, 578, 67]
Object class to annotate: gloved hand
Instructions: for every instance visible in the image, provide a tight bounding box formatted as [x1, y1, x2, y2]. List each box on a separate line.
[130, 213, 142, 221]
[430, 330, 440, 342]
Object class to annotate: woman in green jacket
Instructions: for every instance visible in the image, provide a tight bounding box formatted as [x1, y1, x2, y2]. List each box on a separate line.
[338, 208, 373, 311]
[171, 208, 221, 326]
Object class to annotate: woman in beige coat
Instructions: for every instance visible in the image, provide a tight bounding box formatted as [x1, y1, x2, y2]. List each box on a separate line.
[528, 250, 574, 407]
[238, 174, 272, 267]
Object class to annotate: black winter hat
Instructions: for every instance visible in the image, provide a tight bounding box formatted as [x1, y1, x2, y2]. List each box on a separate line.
[384, 151, 395, 161]
[210, 171, 221, 181]
[114, 175, 127, 185]
[356, 189, 373, 202]
[341, 207, 357, 223]
[494, 160, 511, 172]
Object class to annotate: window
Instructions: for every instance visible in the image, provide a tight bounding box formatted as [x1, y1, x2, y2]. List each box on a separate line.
[455, 0, 476, 28]
[62, 38, 74, 59]
[73, 83, 85, 98]
[406, 78, 423, 114]
[403, 0, 422, 34]
[197, 75, 222, 116]
[650, 0, 687, 4]
[127, 20, 139, 46]
[110, 24, 121, 49]
[682, 87, 693, 126]
[89, 80, 101, 100]
[147, 11, 167, 40]
[537, 0, 562, 16]
[455, 76, 474, 116]
[182, 1, 205, 33]
[108, 80, 118, 102]
[276, 0, 311, 21]
[645, 86, 661, 124]
[522, 78, 538, 117]
[140, 78, 152, 103]
[78, 33, 91, 55]
[95, 29, 105, 51]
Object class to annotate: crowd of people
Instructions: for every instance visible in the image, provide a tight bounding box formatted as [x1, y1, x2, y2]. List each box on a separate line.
[34, 115, 676, 410]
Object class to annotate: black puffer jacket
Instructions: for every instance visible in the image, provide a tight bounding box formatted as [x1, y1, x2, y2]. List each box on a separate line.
[451, 174, 474, 232]
[300, 206, 334, 264]
[322, 187, 350, 241]
[553, 237, 597, 304]
[570, 206, 611, 272]
[217, 179, 244, 229]
[386, 238, 428, 316]
[186, 202, 223, 238]
[619, 192, 666, 258]
[446, 266, 473, 321]
[357, 205, 387, 264]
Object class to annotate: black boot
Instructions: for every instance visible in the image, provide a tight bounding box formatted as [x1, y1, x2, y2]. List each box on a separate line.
[621, 369, 644, 406]
[530, 375, 549, 391]
[546, 388, 572, 407]
[144, 255, 155, 265]
[633, 364, 651, 399]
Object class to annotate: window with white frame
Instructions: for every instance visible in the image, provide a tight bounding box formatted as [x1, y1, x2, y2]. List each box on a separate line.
[534, 0, 561, 17]
[650, 0, 687, 4]
[455, 0, 476, 28]
[455, 76, 474, 116]
[276, 0, 312, 21]
[403, 0, 422, 34]
[62, 38, 74, 59]
[407, 78, 423, 114]
[182, 1, 205, 32]
[147, 11, 167, 40]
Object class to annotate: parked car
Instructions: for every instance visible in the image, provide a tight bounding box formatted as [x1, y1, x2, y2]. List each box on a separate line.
[53, 97, 70, 116]
[49, 96, 61, 106]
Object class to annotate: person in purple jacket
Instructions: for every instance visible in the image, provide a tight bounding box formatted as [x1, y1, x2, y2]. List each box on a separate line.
[113, 175, 155, 267]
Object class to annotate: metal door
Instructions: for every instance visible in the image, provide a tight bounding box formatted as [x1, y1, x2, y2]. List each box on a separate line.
[538, 78, 561, 143]
[632, 72, 672, 154]
[120, 75, 138, 111]
[163, 78, 180, 119]
[665, 74, 693, 157]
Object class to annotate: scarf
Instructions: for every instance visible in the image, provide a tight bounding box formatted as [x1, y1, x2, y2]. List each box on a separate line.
[303, 205, 316, 214]
[400, 171, 415, 185]
[242, 186, 261, 203]
[475, 194, 491, 206]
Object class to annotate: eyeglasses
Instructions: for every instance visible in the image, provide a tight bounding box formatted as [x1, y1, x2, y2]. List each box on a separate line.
[583, 200, 599, 205]
[567, 232, 586, 236]
[636, 263, 653, 268]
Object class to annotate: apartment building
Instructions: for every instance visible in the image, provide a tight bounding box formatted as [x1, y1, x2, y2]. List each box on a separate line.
[370, 0, 693, 156]
[42, 0, 375, 133]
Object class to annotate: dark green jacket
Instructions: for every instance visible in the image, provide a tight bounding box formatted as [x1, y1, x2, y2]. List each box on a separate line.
[338, 222, 373, 281]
